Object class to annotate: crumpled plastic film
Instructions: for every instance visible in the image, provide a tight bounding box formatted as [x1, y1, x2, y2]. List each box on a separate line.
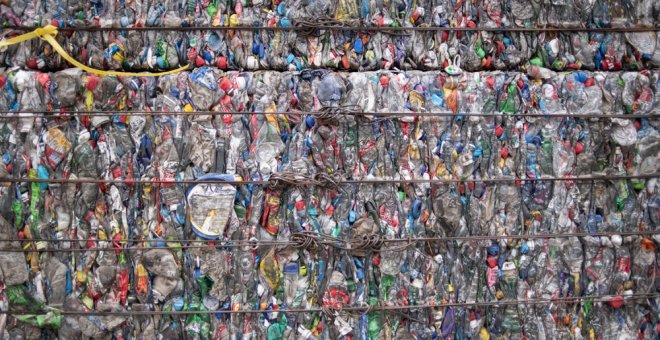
[0, 68, 658, 338]
[1, 23, 659, 72]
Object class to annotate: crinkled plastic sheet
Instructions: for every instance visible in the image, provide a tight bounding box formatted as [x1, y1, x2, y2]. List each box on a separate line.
[0, 69, 658, 338]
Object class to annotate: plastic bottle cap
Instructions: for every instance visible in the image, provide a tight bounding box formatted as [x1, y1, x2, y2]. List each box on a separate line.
[354, 39, 363, 54]
[608, 295, 624, 308]
[217, 56, 228, 69]
[574, 142, 583, 155]
[229, 14, 239, 27]
[219, 78, 232, 92]
[486, 256, 497, 268]
[235, 77, 247, 90]
[495, 126, 504, 138]
[379, 75, 389, 87]
[500, 146, 508, 159]
[305, 116, 315, 128]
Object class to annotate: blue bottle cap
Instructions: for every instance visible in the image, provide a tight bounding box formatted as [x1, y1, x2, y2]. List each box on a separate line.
[354, 39, 363, 54]
[348, 210, 356, 224]
[412, 199, 422, 219]
[305, 115, 315, 128]
[203, 50, 212, 62]
[487, 244, 499, 256]
[277, 3, 286, 16]
[252, 41, 259, 55]
[173, 296, 185, 311]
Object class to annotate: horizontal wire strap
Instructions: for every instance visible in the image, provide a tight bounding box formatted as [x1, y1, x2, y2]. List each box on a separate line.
[3, 25, 659, 32]
[0, 173, 656, 185]
[0, 111, 658, 119]
[2, 293, 658, 316]
[3, 231, 659, 252]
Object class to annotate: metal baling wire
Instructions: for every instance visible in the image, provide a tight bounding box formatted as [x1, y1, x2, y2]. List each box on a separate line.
[3, 110, 658, 119]
[316, 104, 362, 122]
[2, 25, 659, 32]
[2, 230, 660, 251]
[293, 16, 357, 37]
[0, 101, 658, 116]
[0, 173, 657, 185]
[267, 172, 322, 190]
[1, 293, 659, 316]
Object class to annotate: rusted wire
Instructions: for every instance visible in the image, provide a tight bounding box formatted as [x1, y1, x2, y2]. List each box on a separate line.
[2, 25, 659, 33]
[2, 293, 658, 316]
[0, 111, 657, 119]
[290, 232, 322, 249]
[0, 173, 656, 185]
[3, 230, 659, 252]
